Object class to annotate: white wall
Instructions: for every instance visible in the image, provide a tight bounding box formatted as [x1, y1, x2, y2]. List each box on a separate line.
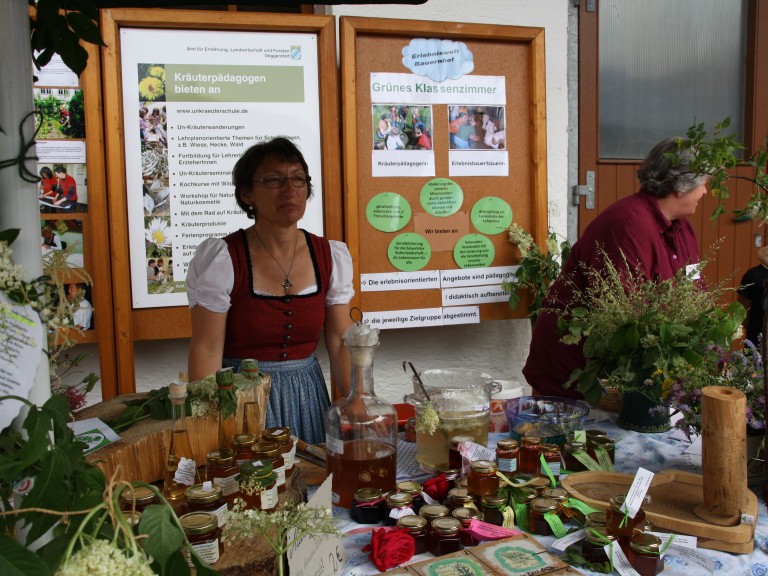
[86, 0, 571, 408]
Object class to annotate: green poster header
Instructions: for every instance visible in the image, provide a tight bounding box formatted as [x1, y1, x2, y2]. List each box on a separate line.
[164, 64, 304, 103]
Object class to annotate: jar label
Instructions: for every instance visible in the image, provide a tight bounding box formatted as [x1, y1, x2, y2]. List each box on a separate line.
[275, 465, 286, 487]
[189, 539, 220, 566]
[213, 474, 240, 497]
[212, 502, 228, 527]
[389, 507, 415, 521]
[498, 457, 517, 473]
[325, 435, 343, 456]
[261, 485, 278, 510]
[607, 543, 638, 576]
[623, 467, 654, 518]
[285, 440, 296, 469]
[174, 457, 198, 486]
[572, 450, 602, 472]
[550, 528, 587, 552]
[594, 447, 615, 471]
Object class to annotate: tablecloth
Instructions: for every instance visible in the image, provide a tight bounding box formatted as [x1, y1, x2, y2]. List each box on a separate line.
[331, 408, 768, 575]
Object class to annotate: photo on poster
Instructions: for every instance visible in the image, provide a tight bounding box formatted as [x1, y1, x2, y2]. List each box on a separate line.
[448, 105, 506, 150]
[37, 162, 88, 214]
[145, 216, 181, 294]
[64, 283, 94, 331]
[40, 219, 84, 268]
[33, 88, 85, 139]
[372, 105, 433, 151]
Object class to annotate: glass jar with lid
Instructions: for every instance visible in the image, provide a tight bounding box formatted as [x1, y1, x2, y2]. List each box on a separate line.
[586, 511, 607, 527]
[526, 476, 551, 494]
[539, 443, 561, 480]
[446, 487, 475, 512]
[179, 511, 222, 566]
[350, 487, 385, 524]
[397, 514, 428, 554]
[419, 503, 449, 523]
[606, 494, 646, 544]
[449, 435, 474, 470]
[589, 435, 616, 467]
[205, 449, 241, 507]
[237, 461, 278, 512]
[627, 532, 664, 576]
[496, 439, 519, 476]
[561, 439, 589, 473]
[580, 526, 617, 565]
[396, 480, 424, 514]
[433, 464, 461, 494]
[427, 517, 463, 556]
[251, 441, 286, 493]
[479, 494, 507, 526]
[528, 497, 561, 535]
[262, 426, 295, 480]
[519, 436, 542, 475]
[184, 483, 228, 527]
[231, 433, 257, 464]
[514, 486, 538, 507]
[467, 460, 498, 498]
[451, 507, 481, 547]
[385, 492, 413, 526]
[119, 485, 158, 512]
[541, 487, 568, 503]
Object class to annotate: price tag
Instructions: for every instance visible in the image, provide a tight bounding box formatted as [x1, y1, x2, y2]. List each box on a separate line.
[622, 467, 654, 518]
[649, 531, 697, 550]
[465, 519, 522, 541]
[174, 457, 198, 486]
[463, 441, 495, 462]
[609, 543, 641, 576]
[665, 544, 715, 573]
[550, 528, 587, 551]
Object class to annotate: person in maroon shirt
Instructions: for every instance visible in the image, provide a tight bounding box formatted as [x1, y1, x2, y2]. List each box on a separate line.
[523, 137, 708, 399]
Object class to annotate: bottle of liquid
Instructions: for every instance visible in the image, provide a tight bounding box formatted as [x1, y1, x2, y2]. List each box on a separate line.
[163, 381, 201, 509]
[215, 367, 238, 453]
[325, 322, 397, 508]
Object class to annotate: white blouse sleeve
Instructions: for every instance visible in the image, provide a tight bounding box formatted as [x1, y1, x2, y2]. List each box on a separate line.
[326, 240, 355, 305]
[186, 237, 235, 313]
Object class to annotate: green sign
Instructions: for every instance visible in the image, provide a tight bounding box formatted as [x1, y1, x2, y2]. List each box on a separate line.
[388, 233, 431, 271]
[454, 234, 495, 268]
[366, 192, 412, 232]
[165, 64, 304, 103]
[471, 196, 512, 235]
[420, 178, 463, 217]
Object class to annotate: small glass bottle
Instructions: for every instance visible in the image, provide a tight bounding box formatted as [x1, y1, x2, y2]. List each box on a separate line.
[397, 514, 428, 554]
[237, 461, 278, 512]
[427, 517, 463, 556]
[119, 485, 158, 513]
[251, 441, 286, 493]
[606, 494, 646, 544]
[184, 483, 228, 528]
[446, 487, 475, 512]
[627, 532, 664, 576]
[396, 480, 424, 514]
[163, 382, 201, 510]
[262, 427, 295, 480]
[451, 507, 481, 547]
[528, 497, 560, 535]
[179, 511, 222, 566]
[539, 443, 561, 480]
[561, 439, 589, 473]
[467, 460, 498, 498]
[215, 367, 238, 452]
[205, 449, 241, 507]
[385, 492, 413, 526]
[479, 494, 507, 526]
[232, 433, 257, 464]
[350, 487, 384, 524]
[580, 526, 617, 564]
[449, 435, 474, 470]
[496, 439, 519, 476]
[419, 503, 449, 523]
[519, 436, 542, 475]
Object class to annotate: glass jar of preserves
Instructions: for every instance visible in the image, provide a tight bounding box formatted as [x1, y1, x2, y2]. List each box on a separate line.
[627, 532, 664, 576]
[419, 504, 449, 523]
[449, 435, 474, 470]
[262, 426, 296, 480]
[496, 439, 519, 476]
[427, 517, 462, 556]
[526, 476, 551, 494]
[585, 429, 608, 443]
[385, 492, 413, 526]
[606, 494, 646, 544]
[514, 486, 538, 507]
[467, 460, 498, 498]
[590, 436, 616, 467]
[397, 514, 428, 554]
[119, 485, 158, 512]
[231, 433, 257, 465]
[451, 507, 481, 547]
[541, 487, 568, 503]
[251, 441, 286, 494]
[396, 480, 424, 514]
[434, 464, 461, 493]
[179, 511, 222, 566]
[561, 439, 589, 473]
[479, 494, 507, 526]
[586, 511, 607, 527]
[528, 497, 561, 536]
[237, 461, 278, 512]
[539, 443, 561, 480]
[205, 449, 241, 507]
[446, 487, 475, 512]
[350, 487, 385, 525]
[184, 483, 228, 527]
[519, 436, 542, 475]
[455, 475, 468, 490]
[580, 526, 617, 565]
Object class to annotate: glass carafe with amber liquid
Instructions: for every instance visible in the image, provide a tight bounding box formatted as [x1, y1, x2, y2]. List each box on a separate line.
[215, 367, 238, 453]
[325, 322, 397, 508]
[163, 382, 201, 509]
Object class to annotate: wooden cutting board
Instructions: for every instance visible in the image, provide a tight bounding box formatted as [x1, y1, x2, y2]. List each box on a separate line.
[561, 469, 757, 553]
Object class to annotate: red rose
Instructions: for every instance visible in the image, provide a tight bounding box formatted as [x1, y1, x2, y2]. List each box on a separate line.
[422, 473, 449, 501]
[362, 527, 415, 571]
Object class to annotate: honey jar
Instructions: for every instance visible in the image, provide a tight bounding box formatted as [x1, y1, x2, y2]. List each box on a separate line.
[251, 441, 286, 493]
[205, 449, 241, 507]
[119, 485, 158, 512]
[495, 438, 519, 476]
[237, 461, 278, 512]
[184, 483, 228, 527]
[179, 511, 222, 565]
[627, 532, 664, 576]
[519, 436, 542, 475]
[467, 460, 498, 498]
[527, 497, 560, 536]
[231, 433, 257, 464]
[606, 494, 646, 544]
[262, 426, 295, 480]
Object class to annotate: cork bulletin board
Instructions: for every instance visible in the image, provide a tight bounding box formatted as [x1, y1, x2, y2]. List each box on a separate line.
[340, 17, 548, 329]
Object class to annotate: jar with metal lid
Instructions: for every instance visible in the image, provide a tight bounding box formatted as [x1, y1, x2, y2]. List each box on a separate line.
[231, 433, 257, 464]
[251, 441, 286, 493]
[479, 494, 507, 526]
[541, 487, 568, 503]
[449, 435, 474, 470]
[446, 487, 475, 512]
[427, 517, 462, 556]
[179, 511, 222, 565]
[385, 492, 413, 526]
[526, 475, 551, 494]
[396, 480, 424, 514]
[451, 507, 481, 547]
[580, 526, 617, 565]
[627, 532, 664, 576]
[184, 483, 228, 527]
[539, 443, 561, 480]
[528, 497, 561, 535]
[589, 436, 616, 467]
[606, 494, 646, 544]
[496, 439, 519, 476]
[519, 436, 542, 475]
[119, 485, 158, 512]
[419, 503, 449, 523]
[455, 475, 468, 489]
[205, 449, 241, 507]
[467, 460, 498, 498]
[237, 461, 278, 512]
[350, 487, 385, 525]
[561, 439, 589, 473]
[585, 429, 608, 443]
[397, 514, 428, 554]
[262, 426, 295, 479]
[434, 464, 461, 494]
[514, 486, 538, 506]
[586, 511, 607, 527]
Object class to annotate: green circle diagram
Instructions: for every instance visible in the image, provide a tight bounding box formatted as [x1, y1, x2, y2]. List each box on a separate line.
[420, 178, 463, 217]
[366, 192, 412, 232]
[471, 196, 513, 235]
[387, 233, 431, 271]
[454, 234, 495, 268]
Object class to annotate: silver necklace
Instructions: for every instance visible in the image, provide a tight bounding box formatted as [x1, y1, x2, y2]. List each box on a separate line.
[254, 228, 298, 293]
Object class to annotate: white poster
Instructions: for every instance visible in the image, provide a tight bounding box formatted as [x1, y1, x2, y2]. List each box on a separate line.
[120, 28, 324, 308]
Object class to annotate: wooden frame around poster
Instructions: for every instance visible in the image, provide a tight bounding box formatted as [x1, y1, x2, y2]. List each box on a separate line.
[100, 9, 341, 394]
[340, 17, 548, 324]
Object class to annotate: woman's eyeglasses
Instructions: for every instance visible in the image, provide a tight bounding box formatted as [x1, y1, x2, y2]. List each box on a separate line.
[253, 174, 310, 188]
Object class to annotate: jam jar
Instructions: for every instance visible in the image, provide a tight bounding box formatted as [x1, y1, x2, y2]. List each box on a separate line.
[262, 426, 295, 480]
[586, 511, 607, 527]
[496, 439, 519, 476]
[514, 486, 538, 507]
[539, 443, 561, 479]
[541, 487, 568, 503]
[179, 511, 222, 565]
[205, 449, 241, 507]
[446, 487, 475, 512]
[451, 506, 481, 546]
[385, 492, 414, 526]
[427, 517, 462, 556]
[606, 494, 646, 544]
[184, 483, 228, 527]
[434, 464, 461, 494]
[627, 532, 664, 576]
[231, 433, 257, 464]
[237, 461, 278, 512]
[449, 435, 474, 469]
[561, 439, 589, 473]
[519, 436, 542, 475]
[397, 514, 428, 554]
[589, 436, 616, 467]
[526, 476, 551, 494]
[419, 504, 449, 523]
[467, 460, 498, 498]
[580, 526, 617, 565]
[119, 485, 158, 512]
[350, 487, 384, 524]
[528, 497, 561, 536]
[396, 480, 424, 514]
[479, 494, 507, 526]
[251, 441, 286, 493]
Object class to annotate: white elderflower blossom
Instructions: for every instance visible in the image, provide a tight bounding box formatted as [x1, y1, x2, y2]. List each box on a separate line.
[55, 539, 154, 576]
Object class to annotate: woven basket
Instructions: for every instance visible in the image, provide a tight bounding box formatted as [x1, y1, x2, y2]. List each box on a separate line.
[598, 387, 623, 412]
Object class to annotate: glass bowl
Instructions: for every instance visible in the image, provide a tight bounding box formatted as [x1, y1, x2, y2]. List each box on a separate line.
[504, 396, 590, 444]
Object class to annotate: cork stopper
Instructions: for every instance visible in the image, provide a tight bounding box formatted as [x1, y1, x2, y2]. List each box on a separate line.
[168, 381, 187, 399]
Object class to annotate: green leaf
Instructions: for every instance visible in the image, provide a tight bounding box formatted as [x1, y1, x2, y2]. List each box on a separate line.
[0, 534, 50, 576]
[16, 408, 53, 472]
[148, 398, 170, 420]
[162, 549, 194, 576]
[138, 504, 185, 571]
[0, 229, 20, 245]
[55, 32, 89, 76]
[37, 534, 72, 573]
[67, 0, 99, 20]
[66, 12, 105, 46]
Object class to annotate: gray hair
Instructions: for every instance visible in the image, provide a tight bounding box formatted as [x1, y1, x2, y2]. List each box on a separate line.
[637, 137, 709, 198]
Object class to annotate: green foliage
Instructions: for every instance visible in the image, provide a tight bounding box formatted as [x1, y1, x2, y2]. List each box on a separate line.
[66, 90, 86, 138]
[34, 94, 62, 119]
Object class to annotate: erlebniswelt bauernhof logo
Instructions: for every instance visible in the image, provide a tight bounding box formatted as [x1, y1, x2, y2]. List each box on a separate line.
[291, 45, 302, 60]
[77, 429, 109, 454]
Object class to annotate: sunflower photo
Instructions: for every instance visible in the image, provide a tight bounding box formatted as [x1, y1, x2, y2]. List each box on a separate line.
[137, 64, 166, 103]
